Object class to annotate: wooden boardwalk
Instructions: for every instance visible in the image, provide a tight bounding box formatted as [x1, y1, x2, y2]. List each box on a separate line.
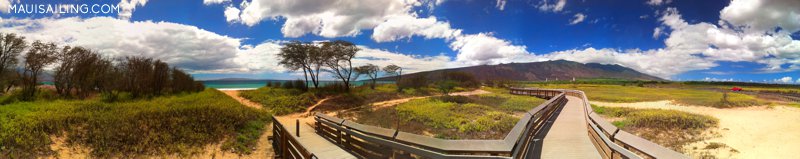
[538, 96, 602, 158]
[274, 116, 357, 159]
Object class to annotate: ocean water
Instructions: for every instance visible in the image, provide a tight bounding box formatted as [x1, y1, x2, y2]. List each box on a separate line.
[202, 80, 394, 90]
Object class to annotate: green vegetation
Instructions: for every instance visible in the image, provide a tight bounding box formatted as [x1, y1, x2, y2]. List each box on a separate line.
[533, 84, 765, 107]
[395, 88, 546, 139]
[239, 87, 317, 115]
[0, 89, 270, 158]
[592, 105, 718, 151]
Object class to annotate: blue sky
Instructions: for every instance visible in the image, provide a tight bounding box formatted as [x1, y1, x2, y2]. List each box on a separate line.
[1, 0, 799, 83]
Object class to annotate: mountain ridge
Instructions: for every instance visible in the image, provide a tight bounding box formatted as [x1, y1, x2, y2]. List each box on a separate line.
[377, 60, 664, 82]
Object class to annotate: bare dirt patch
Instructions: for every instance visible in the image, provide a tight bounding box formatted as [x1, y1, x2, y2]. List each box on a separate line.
[592, 100, 800, 158]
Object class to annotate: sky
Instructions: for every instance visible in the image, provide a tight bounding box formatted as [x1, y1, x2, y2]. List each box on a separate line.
[0, 0, 799, 83]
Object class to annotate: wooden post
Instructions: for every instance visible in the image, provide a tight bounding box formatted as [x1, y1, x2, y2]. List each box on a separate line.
[296, 119, 300, 137]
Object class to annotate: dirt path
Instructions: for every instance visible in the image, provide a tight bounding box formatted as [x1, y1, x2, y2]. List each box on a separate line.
[304, 97, 332, 117]
[221, 90, 262, 109]
[591, 100, 800, 159]
[369, 89, 491, 110]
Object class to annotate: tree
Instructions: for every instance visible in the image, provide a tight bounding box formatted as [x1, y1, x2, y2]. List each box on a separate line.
[152, 60, 170, 95]
[20, 41, 58, 100]
[354, 64, 379, 89]
[436, 80, 457, 95]
[278, 41, 324, 89]
[0, 33, 27, 94]
[383, 64, 403, 91]
[321, 40, 359, 91]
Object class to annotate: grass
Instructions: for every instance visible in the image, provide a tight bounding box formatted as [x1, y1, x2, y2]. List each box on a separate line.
[392, 87, 546, 139]
[532, 84, 765, 107]
[0, 89, 271, 158]
[239, 87, 318, 115]
[592, 104, 718, 151]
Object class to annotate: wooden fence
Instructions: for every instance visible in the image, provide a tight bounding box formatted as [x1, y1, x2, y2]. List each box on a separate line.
[272, 116, 317, 159]
[271, 88, 689, 159]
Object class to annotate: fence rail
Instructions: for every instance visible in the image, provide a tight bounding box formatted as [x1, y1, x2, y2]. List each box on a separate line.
[313, 90, 566, 158]
[512, 88, 688, 159]
[272, 116, 316, 159]
[271, 87, 689, 159]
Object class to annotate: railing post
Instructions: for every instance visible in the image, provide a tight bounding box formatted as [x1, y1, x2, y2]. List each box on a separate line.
[296, 119, 300, 137]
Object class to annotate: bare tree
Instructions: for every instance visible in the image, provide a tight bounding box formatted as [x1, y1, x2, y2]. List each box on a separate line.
[321, 40, 360, 91]
[20, 41, 58, 100]
[355, 64, 379, 89]
[0, 33, 27, 94]
[382, 64, 403, 91]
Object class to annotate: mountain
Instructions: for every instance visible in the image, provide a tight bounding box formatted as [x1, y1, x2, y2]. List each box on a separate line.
[202, 78, 262, 81]
[378, 60, 663, 81]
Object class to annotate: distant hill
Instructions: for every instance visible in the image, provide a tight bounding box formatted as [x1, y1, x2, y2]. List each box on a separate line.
[377, 60, 664, 82]
[203, 78, 263, 81]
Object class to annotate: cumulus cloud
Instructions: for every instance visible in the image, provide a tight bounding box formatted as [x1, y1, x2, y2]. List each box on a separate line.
[0, 17, 453, 75]
[537, 0, 566, 12]
[223, 6, 241, 23]
[371, 16, 462, 42]
[496, 0, 507, 11]
[652, 27, 664, 39]
[658, 6, 800, 72]
[449, 33, 535, 65]
[775, 76, 794, 83]
[203, 0, 231, 5]
[646, 0, 671, 6]
[230, 0, 431, 38]
[720, 0, 800, 33]
[117, 0, 148, 20]
[0, 0, 10, 13]
[569, 13, 586, 25]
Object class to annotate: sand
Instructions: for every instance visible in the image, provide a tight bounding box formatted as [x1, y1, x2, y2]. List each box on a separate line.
[591, 100, 800, 159]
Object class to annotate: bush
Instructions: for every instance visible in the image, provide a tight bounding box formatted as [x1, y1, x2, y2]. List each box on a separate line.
[239, 87, 316, 115]
[0, 89, 271, 157]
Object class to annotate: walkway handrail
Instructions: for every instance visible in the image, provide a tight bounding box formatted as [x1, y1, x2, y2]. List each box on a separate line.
[271, 116, 316, 159]
[313, 90, 567, 158]
[511, 87, 689, 159]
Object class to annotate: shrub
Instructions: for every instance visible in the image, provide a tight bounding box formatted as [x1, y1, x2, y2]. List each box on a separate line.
[239, 87, 316, 115]
[0, 89, 270, 157]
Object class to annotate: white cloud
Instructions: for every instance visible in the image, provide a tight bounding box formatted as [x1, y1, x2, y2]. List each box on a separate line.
[0, 0, 10, 13]
[652, 27, 664, 39]
[449, 33, 534, 65]
[117, 0, 148, 20]
[537, 0, 566, 12]
[223, 6, 241, 23]
[569, 13, 586, 25]
[203, 0, 231, 5]
[646, 0, 671, 6]
[720, 0, 800, 33]
[0, 17, 452, 75]
[658, 7, 800, 72]
[496, 0, 507, 11]
[775, 76, 793, 83]
[703, 77, 734, 82]
[371, 15, 462, 42]
[232, 0, 432, 38]
[355, 47, 451, 74]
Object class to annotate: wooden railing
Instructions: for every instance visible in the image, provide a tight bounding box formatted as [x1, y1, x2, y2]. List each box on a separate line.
[513, 88, 689, 159]
[313, 90, 567, 159]
[285, 87, 688, 159]
[272, 116, 317, 159]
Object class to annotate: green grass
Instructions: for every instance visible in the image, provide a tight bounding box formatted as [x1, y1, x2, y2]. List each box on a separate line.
[239, 87, 317, 115]
[395, 87, 546, 138]
[0, 89, 271, 158]
[592, 104, 718, 151]
[533, 84, 765, 107]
